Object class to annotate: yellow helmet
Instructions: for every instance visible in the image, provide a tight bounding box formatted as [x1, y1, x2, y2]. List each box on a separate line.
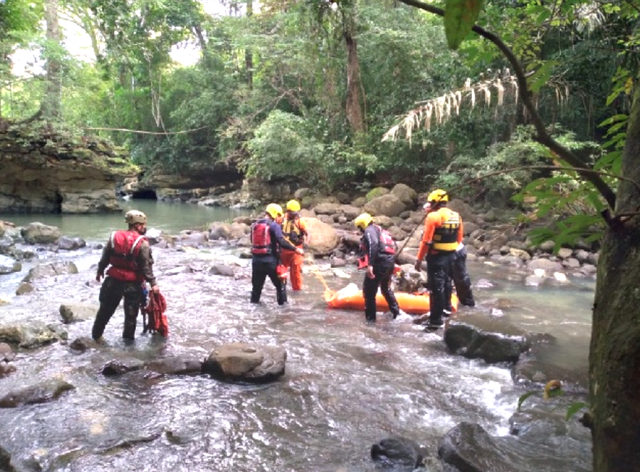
[125, 210, 147, 225]
[427, 189, 448, 203]
[354, 213, 373, 230]
[286, 199, 301, 212]
[265, 203, 283, 219]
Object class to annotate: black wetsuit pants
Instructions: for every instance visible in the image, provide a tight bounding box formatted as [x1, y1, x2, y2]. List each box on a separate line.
[426, 251, 456, 326]
[451, 246, 475, 307]
[92, 276, 143, 340]
[251, 257, 287, 305]
[363, 258, 400, 322]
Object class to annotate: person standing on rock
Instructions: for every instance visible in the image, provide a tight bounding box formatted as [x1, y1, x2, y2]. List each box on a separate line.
[92, 210, 159, 342]
[280, 199, 310, 291]
[423, 201, 475, 308]
[414, 190, 463, 330]
[355, 213, 401, 322]
[251, 203, 304, 305]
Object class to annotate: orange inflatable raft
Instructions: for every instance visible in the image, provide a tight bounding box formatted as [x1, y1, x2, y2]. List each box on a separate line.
[325, 283, 458, 315]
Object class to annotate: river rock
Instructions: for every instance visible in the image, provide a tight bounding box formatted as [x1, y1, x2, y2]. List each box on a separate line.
[0, 343, 15, 362]
[390, 183, 418, 209]
[338, 204, 361, 219]
[0, 444, 14, 472]
[209, 264, 235, 277]
[0, 321, 64, 348]
[0, 379, 75, 408]
[0, 255, 21, 274]
[0, 362, 16, 378]
[444, 322, 530, 364]
[60, 303, 97, 324]
[363, 194, 406, 218]
[313, 202, 341, 215]
[438, 421, 591, 472]
[370, 435, 424, 470]
[102, 359, 146, 376]
[21, 261, 79, 283]
[202, 342, 287, 383]
[303, 217, 339, 255]
[57, 236, 86, 251]
[20, 222, 61, 245]
[145, 356, 202, 375]
[526, 258, 562, 274]
[209, 222, 232, 240]
[557, 247, 573, 259]
[15, 282, 33, 295]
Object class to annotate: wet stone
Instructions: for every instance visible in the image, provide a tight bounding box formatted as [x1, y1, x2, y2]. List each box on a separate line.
[0, 379, 75, 408]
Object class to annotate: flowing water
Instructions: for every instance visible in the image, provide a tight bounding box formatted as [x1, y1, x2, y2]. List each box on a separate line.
[0, 202, 594, 471]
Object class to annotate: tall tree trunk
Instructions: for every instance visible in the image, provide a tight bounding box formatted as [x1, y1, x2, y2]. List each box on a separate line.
[344, 21, 365, 133]
[41, 0, 62, 121]
[245, 0, 253, 89]
[590, 77, 640, 471]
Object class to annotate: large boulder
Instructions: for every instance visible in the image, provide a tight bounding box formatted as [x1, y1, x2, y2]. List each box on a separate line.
[438, 422, 591, 472]
[390, 183, 418, 210]
[448, 199, 476, 225]
[20, 222, 61, 245]
[444, 322, 530, 364]
[202, 342, 287, 383]
[21, 261, 78, 283]
[363, 194, 406, 218]
[303, 217, 340, 255]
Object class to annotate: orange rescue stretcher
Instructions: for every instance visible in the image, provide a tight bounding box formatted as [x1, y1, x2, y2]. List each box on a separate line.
[324, 283, 458, 315]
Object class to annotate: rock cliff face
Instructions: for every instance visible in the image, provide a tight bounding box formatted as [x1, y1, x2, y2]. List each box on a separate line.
[0, 127, 138, 213]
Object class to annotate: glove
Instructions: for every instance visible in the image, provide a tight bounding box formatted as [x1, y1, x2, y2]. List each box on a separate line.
[414, 260, 422, 272]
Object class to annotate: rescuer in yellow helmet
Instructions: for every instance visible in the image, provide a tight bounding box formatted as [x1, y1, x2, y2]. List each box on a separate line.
[355, 213, 401, 322]
[280, 199, 310, 291]
[250, 203, 304, 305]
[415, 190, 463, 330]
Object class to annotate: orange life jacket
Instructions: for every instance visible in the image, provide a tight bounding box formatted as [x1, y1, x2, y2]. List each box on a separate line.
[106, 230, 147, 282]
[251, 219, 273, 255]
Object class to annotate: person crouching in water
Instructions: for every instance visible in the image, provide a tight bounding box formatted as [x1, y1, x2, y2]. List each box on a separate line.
[355, 213, 401, 322]
[251, 203, 304, 305]
[92, 210, 159, 342]
[280, 199, 310, 291]
[414, 190, 463, 330]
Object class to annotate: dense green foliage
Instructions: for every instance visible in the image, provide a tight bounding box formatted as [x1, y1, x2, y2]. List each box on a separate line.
[0, 0, 636, 226]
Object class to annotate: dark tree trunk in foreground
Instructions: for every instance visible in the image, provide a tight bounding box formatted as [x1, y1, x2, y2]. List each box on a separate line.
[590, 78, 640, 471]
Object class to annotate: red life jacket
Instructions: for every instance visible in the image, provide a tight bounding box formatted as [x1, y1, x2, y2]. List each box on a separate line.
[251, 219, 273, 255]
[375, 225, 396, 255]
[106, 230, 147, 282]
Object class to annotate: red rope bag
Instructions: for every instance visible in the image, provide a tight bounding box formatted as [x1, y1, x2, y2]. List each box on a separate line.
[142, 290, 168, 337]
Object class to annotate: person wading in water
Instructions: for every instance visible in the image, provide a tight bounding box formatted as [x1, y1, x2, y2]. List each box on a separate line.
[92, 210, 159, 343]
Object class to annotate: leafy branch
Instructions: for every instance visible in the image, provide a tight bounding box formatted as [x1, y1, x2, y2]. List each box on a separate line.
[394, 0, 617, 211]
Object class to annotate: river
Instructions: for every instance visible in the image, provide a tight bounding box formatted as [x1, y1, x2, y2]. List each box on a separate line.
[0, 201, 594, 471]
